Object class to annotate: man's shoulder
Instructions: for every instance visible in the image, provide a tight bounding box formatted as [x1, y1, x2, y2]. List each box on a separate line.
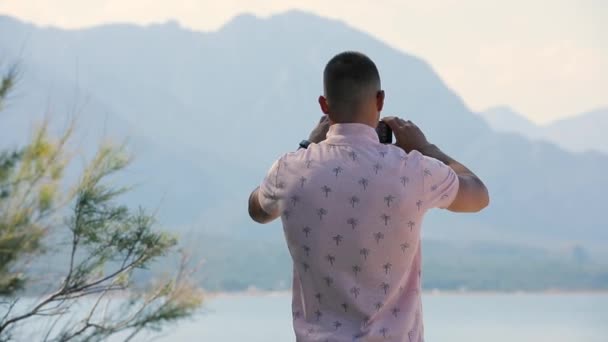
[385, 145, 426, 165]
[385, 144, 407, 157]
[278, 148, 308, 163]
[265, 149, 309, 173]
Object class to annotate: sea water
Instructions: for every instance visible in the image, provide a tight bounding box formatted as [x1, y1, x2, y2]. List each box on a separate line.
[141, 292, 608, 341]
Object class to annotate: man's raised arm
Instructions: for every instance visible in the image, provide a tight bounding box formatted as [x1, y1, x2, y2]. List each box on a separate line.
[418, 144, 489, 212]
[383, 116, 489, 213]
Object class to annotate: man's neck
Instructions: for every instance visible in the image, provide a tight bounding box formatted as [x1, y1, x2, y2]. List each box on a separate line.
[329, 114, 379, 129]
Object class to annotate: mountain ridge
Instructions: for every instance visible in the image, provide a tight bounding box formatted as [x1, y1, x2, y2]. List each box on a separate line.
[479, 105, 608, 154]
[1, 11, 606, 248]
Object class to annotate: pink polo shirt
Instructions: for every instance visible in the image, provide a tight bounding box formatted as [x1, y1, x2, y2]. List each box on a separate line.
[258, 123, 459, 341]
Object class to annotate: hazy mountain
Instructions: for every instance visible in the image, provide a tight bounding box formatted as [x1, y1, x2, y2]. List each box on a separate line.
[543, 108, 608, 154]
[479, 106, 608, 154]
[1, 11, 607, 292]
[480, 106, 538, 139]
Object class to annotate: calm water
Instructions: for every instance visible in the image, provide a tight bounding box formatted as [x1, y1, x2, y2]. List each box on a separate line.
[144, 292, 608, 342]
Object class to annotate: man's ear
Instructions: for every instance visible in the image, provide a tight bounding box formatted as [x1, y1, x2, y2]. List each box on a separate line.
[376, 90, 385, 112]
[318, 95, 330, 115]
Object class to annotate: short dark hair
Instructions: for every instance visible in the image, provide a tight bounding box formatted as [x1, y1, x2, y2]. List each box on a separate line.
[323, 51, 381, 115]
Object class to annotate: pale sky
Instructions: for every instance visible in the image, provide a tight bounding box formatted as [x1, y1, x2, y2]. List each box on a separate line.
[1, 0, 606, 124]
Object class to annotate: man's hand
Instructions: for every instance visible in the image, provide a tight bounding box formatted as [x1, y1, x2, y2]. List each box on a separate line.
[382, 116, 431, 153]
[308, 115, 331, 144]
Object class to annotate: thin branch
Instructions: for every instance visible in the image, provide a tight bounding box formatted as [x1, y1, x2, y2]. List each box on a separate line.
[43, 311, 65, 342]
[55, 285, 126, 301]
[62, 228, 79, 289]
[54, 280, 116, 342]
[0, 288, 63, 333]
[32, 309, 70, 317]
[0, 299, 19, 324]
[66, 254, 146, 294]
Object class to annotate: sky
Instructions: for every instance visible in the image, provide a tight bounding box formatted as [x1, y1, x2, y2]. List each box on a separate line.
[0, 0, 606, 124]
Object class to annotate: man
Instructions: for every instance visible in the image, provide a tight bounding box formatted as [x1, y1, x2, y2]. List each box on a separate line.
[248, 51, 489, 341]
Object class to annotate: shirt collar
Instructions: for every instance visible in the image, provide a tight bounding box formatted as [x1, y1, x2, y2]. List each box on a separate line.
[325, 123, 380, 144]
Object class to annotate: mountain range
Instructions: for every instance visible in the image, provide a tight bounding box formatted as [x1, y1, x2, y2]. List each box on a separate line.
[480, 106, 608, 154]
[0, 11, 606, 290]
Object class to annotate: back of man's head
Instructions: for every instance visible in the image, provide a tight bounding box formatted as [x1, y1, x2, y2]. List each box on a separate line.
[323, 52, 381, 122]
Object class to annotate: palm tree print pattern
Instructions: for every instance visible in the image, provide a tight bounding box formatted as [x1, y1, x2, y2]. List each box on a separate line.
[333, 234, 343, 246]
[347, 218, 359, 229]
[373, 163, 382, 174]
[256, 129, 460, 342]
[291, 195, 300, 207]
[380, 214, 390, 226]
[374, 232, 385, 244]
[352, 265, 361, 277]
[358, 178, 369, 190]
[383, 262, 392, 275]
[333, 321, 342, 330]
[380, 327, 389, 339]
[362, 316, 371, 328]
[384, 195, 395, 207]
[326, 254, 336, 266]
[315, 292, 322, 304]
[302, 226, 311, 237]
[317, 208, 328, 220]
[333, 166, 343, 178]
[350, 286, 360, 299]
[380, 282, 390, 294]
[360, 248, 370, 260]
[321, 185, 332, 198]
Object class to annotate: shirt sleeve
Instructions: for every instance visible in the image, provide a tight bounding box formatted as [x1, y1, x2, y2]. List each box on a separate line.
[257, 157, 285, 216]
[421, 155, 459, 210]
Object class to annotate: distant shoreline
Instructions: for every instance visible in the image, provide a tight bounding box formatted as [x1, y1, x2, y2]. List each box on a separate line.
[204, 288, 608, 299]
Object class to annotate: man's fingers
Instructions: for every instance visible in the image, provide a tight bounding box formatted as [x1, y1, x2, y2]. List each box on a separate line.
[381, 116, 402, 130]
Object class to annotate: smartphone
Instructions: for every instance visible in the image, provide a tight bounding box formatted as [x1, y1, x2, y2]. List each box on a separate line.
[376, 121, 393, 144]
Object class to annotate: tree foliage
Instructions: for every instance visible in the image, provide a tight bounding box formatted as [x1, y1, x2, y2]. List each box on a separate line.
[0, 68, 202, 341]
